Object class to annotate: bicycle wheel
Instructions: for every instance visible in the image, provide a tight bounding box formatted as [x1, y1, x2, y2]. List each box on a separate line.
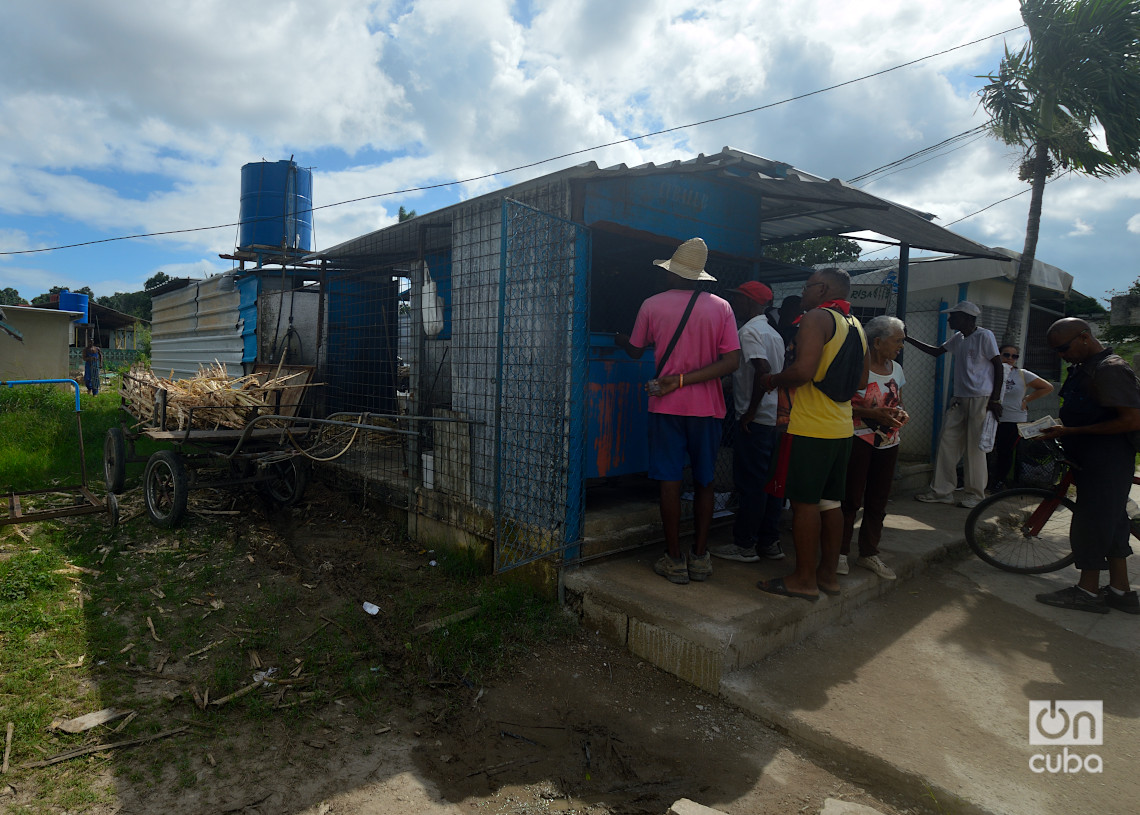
[965, 488, 1077, 574]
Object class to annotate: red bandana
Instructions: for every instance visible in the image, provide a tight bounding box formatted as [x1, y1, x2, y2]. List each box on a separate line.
[792, 299, 852, 325]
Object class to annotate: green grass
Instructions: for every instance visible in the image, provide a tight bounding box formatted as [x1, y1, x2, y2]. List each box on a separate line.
[0, 391, 577, 812]
[0, 380, 159, 493]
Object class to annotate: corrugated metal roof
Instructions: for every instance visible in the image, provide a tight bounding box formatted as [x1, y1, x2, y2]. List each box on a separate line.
[311, 146, 1000, 261]
[151, 275, 245, 380]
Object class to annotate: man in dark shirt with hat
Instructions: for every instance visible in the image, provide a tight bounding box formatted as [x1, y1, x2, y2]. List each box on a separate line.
[1036, 318, 1140, 614]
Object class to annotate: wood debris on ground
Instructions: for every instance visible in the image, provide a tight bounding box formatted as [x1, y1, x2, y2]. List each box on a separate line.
[2, 722, 12, 775]
[121, 362, 317, 431]
[50, 708, 131, 734]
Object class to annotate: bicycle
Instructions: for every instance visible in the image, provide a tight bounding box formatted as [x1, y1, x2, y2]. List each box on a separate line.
[964, 438, 1140, 574]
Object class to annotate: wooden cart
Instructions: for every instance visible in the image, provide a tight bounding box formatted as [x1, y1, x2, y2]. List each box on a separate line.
[106, 368, 317, 528]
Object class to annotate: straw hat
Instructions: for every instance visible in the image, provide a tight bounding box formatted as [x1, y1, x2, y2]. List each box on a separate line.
[653, 237, 716, 281]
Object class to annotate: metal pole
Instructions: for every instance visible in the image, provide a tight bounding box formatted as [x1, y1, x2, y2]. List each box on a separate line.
[895, 243, 909, 322]
[896, 243, 909, 367]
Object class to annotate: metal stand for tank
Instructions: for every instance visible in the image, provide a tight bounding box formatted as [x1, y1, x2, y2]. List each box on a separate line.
[1, 378, 118, 529]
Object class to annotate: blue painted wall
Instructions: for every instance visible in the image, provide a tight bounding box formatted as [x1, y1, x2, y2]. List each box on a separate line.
[237, 275, 259, 364]
[582, 174, 762, 257]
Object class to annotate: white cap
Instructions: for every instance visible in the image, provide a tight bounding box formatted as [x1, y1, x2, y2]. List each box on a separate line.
[941, 300, 981, 317]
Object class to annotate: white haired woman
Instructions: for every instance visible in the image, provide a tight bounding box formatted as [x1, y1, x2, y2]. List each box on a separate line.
[839, 315, 908, 580]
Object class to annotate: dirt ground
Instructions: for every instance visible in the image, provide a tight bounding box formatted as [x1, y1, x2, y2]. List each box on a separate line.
[3, 482, 922, 815]
[67, 638, 916, 815]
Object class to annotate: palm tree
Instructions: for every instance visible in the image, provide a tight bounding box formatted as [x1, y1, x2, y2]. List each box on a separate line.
[980, 0, 1140, 346]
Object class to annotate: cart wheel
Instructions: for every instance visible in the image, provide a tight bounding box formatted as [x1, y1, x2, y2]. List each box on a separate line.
[144, 451, 189, 528]
[259, 457, 309, 506]
[106, 492, 120, 529]
[104, 427, 127, 494]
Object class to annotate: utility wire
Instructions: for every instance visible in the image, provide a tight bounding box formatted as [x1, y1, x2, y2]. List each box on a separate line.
[847, 125, 989, 185]
[858, 170, 1071, 257]
[0, 24, 1025, 258]
[858, 131, 990, 186]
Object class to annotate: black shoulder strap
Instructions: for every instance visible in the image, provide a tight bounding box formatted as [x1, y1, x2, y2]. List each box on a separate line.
[656, 290, 702, 378]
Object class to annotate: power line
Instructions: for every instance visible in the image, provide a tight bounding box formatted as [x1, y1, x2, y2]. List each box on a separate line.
[0, 24, 1025, 258]
[858, 171, 1071, 256]
[847, 125, 989, 185]
[859, 131, 990, 185]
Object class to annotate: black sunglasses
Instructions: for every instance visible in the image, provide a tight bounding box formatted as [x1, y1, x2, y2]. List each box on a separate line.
[1001, 352, 1020, 360]
[1051, 331, 1087, 354]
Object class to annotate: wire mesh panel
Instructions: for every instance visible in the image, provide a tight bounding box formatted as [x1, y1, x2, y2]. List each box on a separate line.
[494, 199, 590, 572]
[319, 262, 415, 506]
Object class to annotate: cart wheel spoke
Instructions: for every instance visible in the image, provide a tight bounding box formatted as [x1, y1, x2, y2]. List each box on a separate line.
[144, 451, 188, 528]
[259, 457, 309, 506]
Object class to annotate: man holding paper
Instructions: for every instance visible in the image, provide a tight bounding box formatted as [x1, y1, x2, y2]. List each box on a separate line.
[1036, 318, 1140, 615]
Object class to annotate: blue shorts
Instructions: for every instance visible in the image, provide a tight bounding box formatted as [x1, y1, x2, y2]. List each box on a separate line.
[647, 413, 722, 486]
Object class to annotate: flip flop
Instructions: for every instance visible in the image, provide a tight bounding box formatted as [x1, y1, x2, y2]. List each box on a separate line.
[757, 577, 820, 602]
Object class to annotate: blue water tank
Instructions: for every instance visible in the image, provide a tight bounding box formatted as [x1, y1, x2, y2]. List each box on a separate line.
[238, 160, 313, 253]
[58, 290, 89, 324]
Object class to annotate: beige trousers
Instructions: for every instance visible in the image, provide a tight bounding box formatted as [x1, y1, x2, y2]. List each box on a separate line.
[929, 396, 990, 501]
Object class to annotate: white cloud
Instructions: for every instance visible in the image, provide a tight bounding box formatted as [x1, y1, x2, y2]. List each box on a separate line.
[5, 0, 1138, 300]
[1066, 218, 1093, 238]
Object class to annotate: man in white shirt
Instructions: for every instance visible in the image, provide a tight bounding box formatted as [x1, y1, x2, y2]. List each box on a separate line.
[710, 281, 787, 562]
[905, 300, 1002, 508]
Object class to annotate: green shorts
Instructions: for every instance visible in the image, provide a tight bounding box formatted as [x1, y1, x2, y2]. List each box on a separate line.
[785, 434, 852, 504]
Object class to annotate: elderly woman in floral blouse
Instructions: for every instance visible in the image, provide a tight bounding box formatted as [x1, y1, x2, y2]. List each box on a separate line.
[839, 316, 908, 581]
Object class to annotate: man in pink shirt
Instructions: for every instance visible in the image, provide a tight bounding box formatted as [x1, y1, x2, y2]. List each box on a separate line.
[617, 238, 741, 585]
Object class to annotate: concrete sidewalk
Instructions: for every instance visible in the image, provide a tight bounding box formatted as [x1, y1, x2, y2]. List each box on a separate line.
[563, 489, 1140, 815]
[563, 495, 968, 692]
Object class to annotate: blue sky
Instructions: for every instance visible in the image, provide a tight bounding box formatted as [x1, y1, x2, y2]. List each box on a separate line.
[2, 0, 1138, 306]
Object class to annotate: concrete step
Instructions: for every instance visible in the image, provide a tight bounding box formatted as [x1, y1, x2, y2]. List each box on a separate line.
[563, 493, 970, 693]
[580, 459, 931, 561]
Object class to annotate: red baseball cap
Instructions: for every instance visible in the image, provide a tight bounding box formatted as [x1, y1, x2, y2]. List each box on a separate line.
[727, 281, 774, 305]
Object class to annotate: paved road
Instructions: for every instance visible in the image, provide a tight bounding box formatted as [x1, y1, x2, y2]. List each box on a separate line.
[725, 494, 1140, 815]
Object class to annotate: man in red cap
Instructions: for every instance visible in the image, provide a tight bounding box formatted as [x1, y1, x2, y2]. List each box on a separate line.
[709, 280, 787, 563]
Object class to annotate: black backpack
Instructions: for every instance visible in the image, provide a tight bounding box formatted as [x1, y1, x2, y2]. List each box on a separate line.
[813, 309, 867, 403]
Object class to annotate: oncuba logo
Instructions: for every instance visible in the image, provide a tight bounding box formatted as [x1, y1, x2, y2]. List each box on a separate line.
[1028, 700, 1103, 774]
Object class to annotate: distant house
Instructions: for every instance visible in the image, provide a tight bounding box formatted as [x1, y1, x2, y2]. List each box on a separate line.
[0, 305, 84, 381]
[39, 295, 147, 351]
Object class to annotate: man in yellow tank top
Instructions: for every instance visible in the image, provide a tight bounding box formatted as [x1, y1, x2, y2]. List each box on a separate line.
[756, 268, 867, 601]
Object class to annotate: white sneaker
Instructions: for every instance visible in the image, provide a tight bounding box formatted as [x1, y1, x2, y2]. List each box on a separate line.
[915, 491, 955, 504]
[958, 495, 982, 509]
[835, 554, 850, 575]
[856, 555, 896, 580]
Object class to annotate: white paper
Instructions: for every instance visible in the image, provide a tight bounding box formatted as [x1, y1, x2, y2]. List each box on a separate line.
[1017, 416, 1060, 439]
